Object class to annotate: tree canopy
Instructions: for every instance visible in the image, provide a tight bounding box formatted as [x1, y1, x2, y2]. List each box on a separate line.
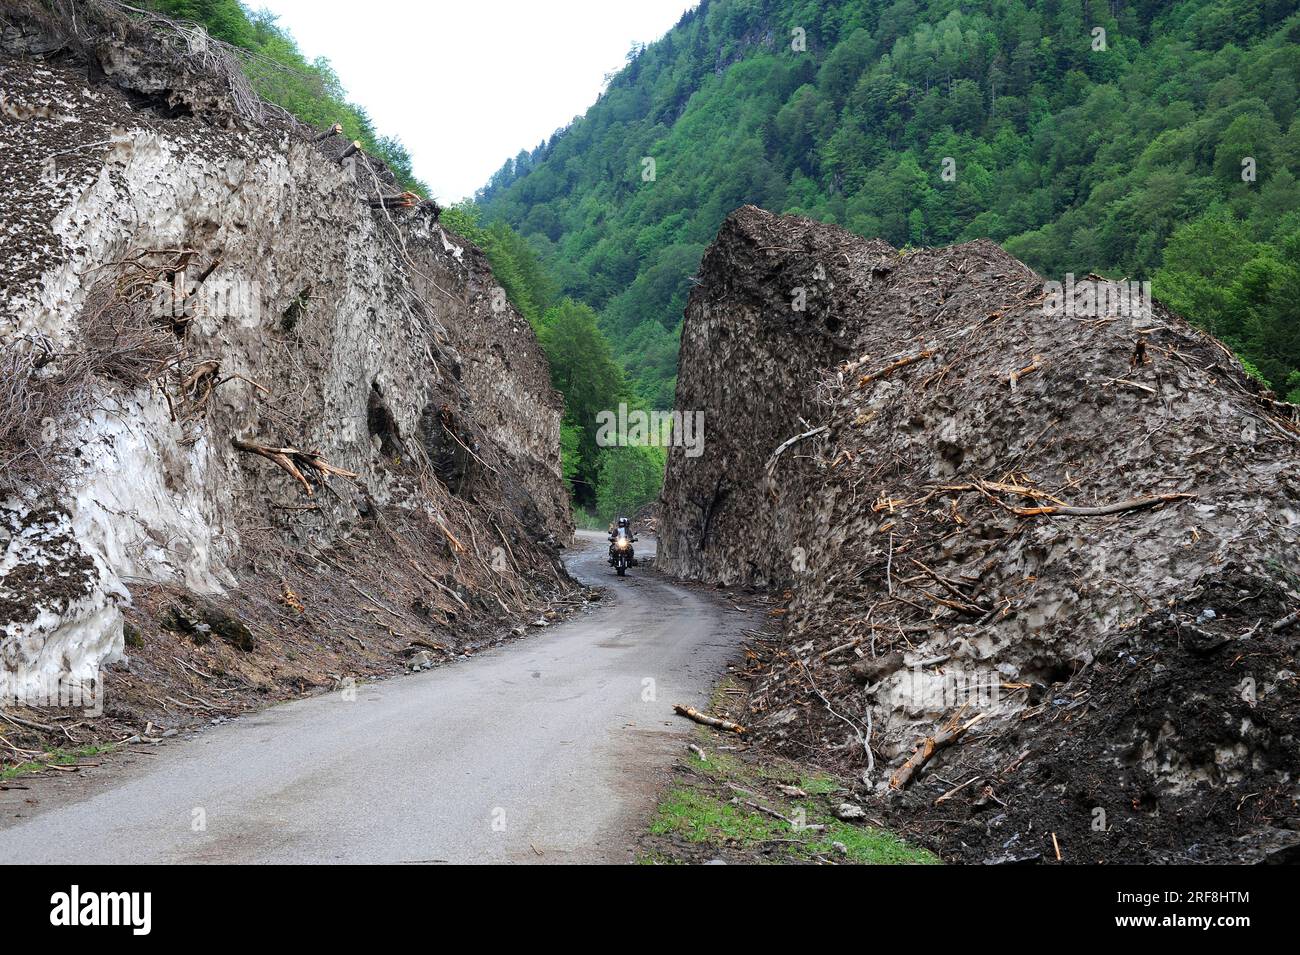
[479, 0, 1300, 404]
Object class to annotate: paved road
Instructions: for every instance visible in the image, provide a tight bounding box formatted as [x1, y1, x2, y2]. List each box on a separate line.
[0, 532, 750, 863]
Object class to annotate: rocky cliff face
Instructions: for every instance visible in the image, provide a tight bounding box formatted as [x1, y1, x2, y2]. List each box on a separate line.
[0, 3, 572, 716]
[663, 206, 1300, 863]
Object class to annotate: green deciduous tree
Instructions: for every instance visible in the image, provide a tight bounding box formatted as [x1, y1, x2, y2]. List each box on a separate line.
[595, 445, 666, 525]
[536, 301, 630, 507]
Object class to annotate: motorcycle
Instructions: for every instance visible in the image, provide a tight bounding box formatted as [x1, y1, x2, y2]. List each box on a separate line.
[608, 533, 637, 576]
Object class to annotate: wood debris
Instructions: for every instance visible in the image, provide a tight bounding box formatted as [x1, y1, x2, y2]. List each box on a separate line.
[673, 704, 747, 735]
[231, 437, 357, 495]
[889, 709, 987, 790]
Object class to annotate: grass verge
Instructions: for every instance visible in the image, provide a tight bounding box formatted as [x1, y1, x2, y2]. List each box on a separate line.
[639, 680, 939, 864]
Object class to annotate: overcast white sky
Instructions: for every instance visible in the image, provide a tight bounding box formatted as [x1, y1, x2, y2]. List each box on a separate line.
[251, 0, 694, 202]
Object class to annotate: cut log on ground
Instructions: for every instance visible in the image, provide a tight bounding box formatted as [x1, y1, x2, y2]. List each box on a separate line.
[673, 703, 747, 735]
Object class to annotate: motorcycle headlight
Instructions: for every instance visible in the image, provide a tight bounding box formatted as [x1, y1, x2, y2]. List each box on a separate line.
[616, 539, 629, 549]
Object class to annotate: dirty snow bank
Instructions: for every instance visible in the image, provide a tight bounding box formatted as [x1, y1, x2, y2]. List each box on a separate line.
[662, 206, 1300, 863]
[0, 7, 571, 711]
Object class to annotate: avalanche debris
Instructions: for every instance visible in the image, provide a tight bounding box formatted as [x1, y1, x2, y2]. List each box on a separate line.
[662, 205, 1300, 863]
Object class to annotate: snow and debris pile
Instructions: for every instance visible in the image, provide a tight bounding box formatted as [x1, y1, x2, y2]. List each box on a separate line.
[0, 2, 574, 739]
[658, 208, 894, 586]
[663, 205, 1300, 863]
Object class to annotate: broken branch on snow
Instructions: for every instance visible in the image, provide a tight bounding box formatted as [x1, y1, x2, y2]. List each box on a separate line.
[889, 709, 988, 790]
[231, 437, 357, 495]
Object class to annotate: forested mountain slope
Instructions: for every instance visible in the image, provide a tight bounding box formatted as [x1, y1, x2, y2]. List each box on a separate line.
[478, 0, 1300, 408]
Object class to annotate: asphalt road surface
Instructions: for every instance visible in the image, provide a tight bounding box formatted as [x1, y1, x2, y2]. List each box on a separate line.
[0, 531, 751, 863]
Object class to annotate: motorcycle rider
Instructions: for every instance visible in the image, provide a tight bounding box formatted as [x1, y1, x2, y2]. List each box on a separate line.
[608, 517, 638, 571]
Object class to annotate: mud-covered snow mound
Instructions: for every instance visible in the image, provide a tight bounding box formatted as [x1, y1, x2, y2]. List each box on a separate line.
[0, 2, 573, 719]
[662, 206, 1300, 863]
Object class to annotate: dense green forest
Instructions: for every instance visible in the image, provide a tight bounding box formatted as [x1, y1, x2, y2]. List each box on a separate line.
[141, 0, 426, 193]
[478, 0, 1300, 408]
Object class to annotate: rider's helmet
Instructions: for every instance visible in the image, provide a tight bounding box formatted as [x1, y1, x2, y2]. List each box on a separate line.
[618, 517, 630, 527]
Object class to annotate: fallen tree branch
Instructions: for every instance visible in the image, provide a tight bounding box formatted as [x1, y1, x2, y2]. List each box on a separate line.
[346, 580, 403, 620]
[1272, 609, 1300, 633]
[858, 349, 934, 388]
[231, 437, 357, 495]
[370, 191, 421, 210]
[934, 774, 983, 805]
[767, 425, 828, 467]
[1009, 492, 1195, 517]
[889, 709, 988, 790]
[432, 515, 467, 554]
[673, 703, 746, 735]
[1008, 354, 1043, 390]
[406, 557, 469, 610]
[0, 710, 56, 733]
[1106, 377, 1157, 396]
[441, 423, 498, 475]
[763, 425, 828, 497]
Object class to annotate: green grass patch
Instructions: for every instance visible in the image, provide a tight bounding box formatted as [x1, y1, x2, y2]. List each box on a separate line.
[685, 746, 749, 781]
[650, 677, 938, 863]
[651, 787, 783, 845]
[0, 743, 116, 782]
[648, 728, 941, 863]
[798, 774, 840, 796]
[648, 784, 940, 863]
[799, 815, 941, 865]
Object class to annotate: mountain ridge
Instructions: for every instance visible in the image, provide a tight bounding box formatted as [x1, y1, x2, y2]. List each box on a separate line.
[479, 0, 1300, 408]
